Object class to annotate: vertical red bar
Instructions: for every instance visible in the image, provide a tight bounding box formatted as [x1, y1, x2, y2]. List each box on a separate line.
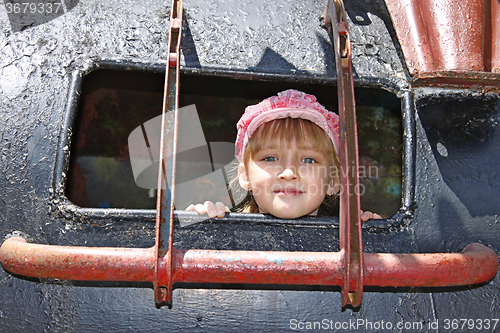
[154, 0, 183, 307]
[324, 0, 363, 308]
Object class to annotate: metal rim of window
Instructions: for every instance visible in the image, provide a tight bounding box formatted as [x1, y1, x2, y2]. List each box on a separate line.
[52, 58, 414, 232]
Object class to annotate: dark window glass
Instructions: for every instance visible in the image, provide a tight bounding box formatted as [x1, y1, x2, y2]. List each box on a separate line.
[66, 69, 402, 217]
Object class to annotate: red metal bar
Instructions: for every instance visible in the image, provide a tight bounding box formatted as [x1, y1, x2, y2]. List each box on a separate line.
[0, 237, 155, 282]
[324, 0, 363, 308]
[1, 238, 497, 290]
[173, 244, 497, 288]
[363, 243, 498, 287]
[155, 0, 183, 307]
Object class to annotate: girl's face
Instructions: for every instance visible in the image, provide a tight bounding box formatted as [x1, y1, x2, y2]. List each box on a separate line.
[238, 142, 336, 219]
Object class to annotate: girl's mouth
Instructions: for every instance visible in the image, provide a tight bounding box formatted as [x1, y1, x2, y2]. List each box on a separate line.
[273, 188, 304, 195]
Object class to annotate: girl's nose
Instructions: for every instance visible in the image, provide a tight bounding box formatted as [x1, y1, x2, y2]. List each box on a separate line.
[278, 167, 298, 181]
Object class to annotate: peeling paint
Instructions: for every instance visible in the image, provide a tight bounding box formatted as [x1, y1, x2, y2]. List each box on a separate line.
[0, 0, 498, 330]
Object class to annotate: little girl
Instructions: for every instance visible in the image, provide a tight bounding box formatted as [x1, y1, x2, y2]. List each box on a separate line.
[187, 89, 380, 221]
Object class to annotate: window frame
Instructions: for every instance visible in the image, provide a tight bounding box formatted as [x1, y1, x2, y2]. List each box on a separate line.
[53, 59, 414, 231]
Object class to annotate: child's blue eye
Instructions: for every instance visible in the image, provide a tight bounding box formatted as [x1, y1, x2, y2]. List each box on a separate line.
[302, 157, 316, 164]
[263, 156, 278, 162]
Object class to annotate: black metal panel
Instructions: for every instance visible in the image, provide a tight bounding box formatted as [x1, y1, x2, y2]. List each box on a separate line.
[0, 0, 498, 331]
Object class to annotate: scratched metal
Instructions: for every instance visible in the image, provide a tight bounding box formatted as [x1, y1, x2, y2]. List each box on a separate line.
[0, 0, 499, 331]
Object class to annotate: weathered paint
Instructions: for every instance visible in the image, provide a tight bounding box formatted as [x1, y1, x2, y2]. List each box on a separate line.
[0, 237, 156, 282]
[1, 237, 496, 293]
[1, 0, 499, 331]
[493, 0, 500, 72]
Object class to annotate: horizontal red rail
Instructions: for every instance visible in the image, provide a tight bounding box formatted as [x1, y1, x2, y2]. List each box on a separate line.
[363, 243, 498, 287]
[1, 237, 497, 290]
[0, 237, 155, 282]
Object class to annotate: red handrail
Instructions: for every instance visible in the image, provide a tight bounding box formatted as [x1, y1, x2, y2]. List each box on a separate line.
[1, 237, 497, 291]
[0, 237, 155, 282]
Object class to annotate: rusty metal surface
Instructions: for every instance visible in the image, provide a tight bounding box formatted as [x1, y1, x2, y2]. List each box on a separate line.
[1, 237, 497, 291]
[173, 244, 498, 288]
[413, 70, 500, 91]
[363, 243, 499, 287]
[0, 237, 155, 282]
[385, 0, 500, 75]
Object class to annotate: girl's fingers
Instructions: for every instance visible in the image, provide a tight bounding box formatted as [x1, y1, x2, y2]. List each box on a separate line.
[214, 202, 227, 218]
[360, 210, 371, 222]
[203, 201, 217, 218]
[360, 210, 383, 221]
[194, 203, 208, 215]
[187, 201, 229, 218]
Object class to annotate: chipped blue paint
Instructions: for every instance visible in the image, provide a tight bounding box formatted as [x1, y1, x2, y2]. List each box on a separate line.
[211, 251, 241, 263]
[258, 252, 288, 266]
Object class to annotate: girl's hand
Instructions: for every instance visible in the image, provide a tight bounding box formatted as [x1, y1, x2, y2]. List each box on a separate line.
[186, 201, 230, 218]
[360, 210, 382, 222]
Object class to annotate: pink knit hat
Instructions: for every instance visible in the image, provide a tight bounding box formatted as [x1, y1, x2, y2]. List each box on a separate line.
[235, 89, 340, 161]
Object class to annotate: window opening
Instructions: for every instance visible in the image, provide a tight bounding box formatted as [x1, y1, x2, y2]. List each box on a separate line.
[66, 70, 402, 218]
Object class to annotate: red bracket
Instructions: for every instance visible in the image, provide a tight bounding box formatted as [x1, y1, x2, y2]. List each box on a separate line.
[0, 0, 498, 310]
